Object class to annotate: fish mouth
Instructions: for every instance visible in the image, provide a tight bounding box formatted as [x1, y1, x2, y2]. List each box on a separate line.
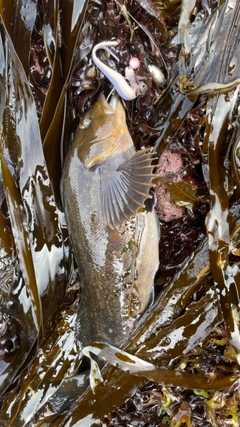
[108, 94, 119, 111]
[97, 92, 119, 112]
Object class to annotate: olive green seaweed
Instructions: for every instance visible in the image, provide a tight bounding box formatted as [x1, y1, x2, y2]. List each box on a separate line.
[0, 0, 240, 426]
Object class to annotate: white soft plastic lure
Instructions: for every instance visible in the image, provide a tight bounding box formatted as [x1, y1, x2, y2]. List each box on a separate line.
[92, 41, 138, 100]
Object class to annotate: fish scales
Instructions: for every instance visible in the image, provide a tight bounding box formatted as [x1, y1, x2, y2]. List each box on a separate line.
[61, 94, 160, 346]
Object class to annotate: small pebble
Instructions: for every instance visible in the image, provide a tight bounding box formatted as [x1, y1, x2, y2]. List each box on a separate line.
[147, 64, 166, 86]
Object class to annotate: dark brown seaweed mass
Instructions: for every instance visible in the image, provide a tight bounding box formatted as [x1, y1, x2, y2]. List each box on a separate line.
[0, 312, 19, 359]
[0, 0, 240, 426]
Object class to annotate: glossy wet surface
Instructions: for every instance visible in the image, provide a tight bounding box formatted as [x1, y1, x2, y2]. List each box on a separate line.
[0, 1, 239, 426]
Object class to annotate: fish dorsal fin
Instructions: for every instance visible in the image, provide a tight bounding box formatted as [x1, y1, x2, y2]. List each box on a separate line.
[100, 149, 157, 229]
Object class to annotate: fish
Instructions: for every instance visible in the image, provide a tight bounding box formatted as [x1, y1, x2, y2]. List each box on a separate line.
[61, 94, 160, 346]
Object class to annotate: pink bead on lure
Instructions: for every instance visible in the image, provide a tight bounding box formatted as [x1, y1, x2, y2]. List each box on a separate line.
[92, 41, 138, 101]
[129, 57, 140, 70]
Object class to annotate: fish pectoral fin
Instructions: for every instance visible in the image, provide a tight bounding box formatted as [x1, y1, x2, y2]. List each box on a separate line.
[100, 148, 157, 229]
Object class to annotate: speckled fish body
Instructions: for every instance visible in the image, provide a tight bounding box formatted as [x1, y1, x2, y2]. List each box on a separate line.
[61, 94, 159, 346]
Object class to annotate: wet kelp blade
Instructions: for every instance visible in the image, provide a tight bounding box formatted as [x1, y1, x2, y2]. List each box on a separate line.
[232, 126, 240, 190]
[0, 206, 38, 397]
[0, 154, 41, 331]
[42, 0, 59, 68]
[40, 0, 63, 142]
[36, 240, 218, 426]
[41, 0, 89, 201]
[0, 299, 82, 426]
[0, 16, 69, 335]
[135, 288, 222, 366]
[0, 0, 37, 75]
[0, 15, 42, 362]
[83, 341, 238, 391]
[178, 0, 240, 355]
[0, 14, 69, 402]
[56, 239, 238, 427]
[127, 237, 210, 351]
[16, 239, 211, 425]
[204, 90, 240, 355]
[179, 0, 240, 94]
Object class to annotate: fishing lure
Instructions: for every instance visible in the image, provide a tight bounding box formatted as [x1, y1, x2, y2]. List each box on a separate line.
[92, 41, 138, 100]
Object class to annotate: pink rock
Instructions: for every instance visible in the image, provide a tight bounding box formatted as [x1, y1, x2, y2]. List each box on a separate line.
[155, 150, 185, 222]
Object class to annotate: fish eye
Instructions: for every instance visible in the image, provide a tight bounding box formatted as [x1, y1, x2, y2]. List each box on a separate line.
[79, 116, 92, 129]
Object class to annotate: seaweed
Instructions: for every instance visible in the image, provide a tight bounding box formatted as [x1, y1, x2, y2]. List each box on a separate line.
[0, 0, 240, 426]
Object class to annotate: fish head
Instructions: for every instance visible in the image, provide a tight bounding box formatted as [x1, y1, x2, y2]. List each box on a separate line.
[68, 93, 157, 230]
[76, 93, 133, 169]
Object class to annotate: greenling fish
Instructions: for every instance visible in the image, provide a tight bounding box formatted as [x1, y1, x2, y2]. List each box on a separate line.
[61, 94, 160, 346]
